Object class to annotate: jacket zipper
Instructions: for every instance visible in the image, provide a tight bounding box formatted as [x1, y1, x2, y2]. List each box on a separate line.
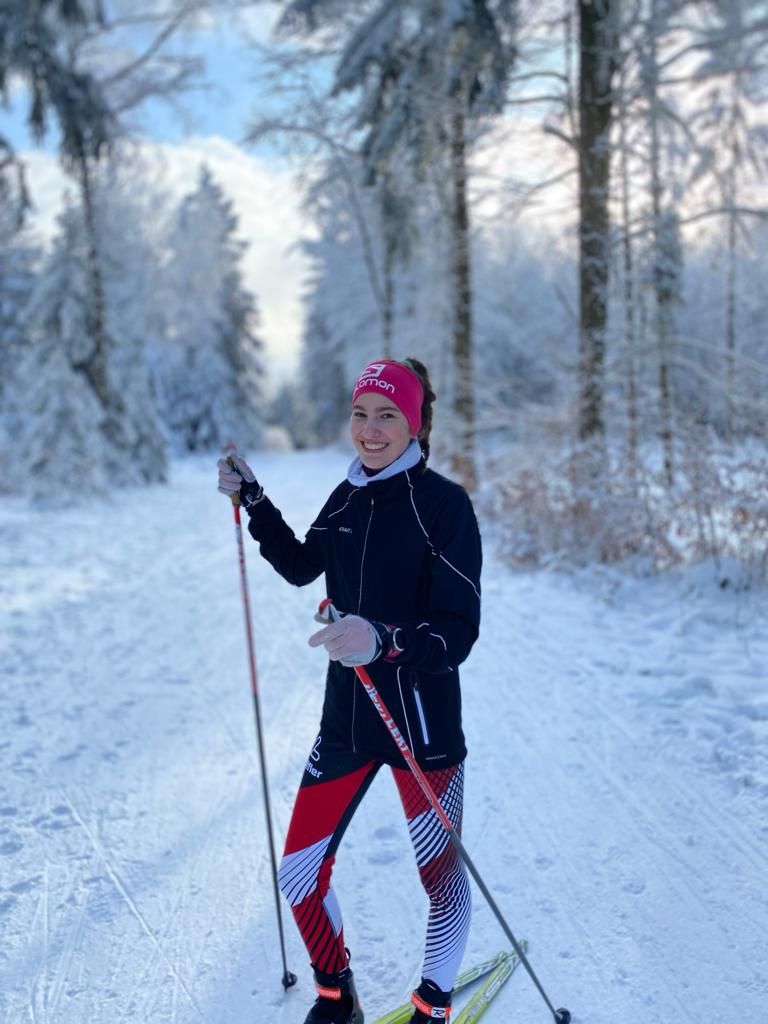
[411, 673, 431, 746]
[398, 667, 416, 753]
[357, 496, 375, 613]
[352, 496, 375, 752]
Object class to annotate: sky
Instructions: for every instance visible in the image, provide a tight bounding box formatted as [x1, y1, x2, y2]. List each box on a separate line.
[3, 5, 312, 390]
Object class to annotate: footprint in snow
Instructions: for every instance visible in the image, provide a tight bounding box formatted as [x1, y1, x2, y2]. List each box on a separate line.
[10, 876, 40, 895]
[372, 825, 399, 840]
[0, 894, 18, 914]
[57, 744, 88, 763]
[0, 836, 23, 856]
[737, 701, 768, 722]
[664, 676, 716, 702]
[536, 897, 557, 916]
[367, 825, 402, 864]
[622, 878, 646, 895]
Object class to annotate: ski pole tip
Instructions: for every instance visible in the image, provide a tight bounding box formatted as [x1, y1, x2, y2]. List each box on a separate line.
[282, 970, 298, 991]
[554, 1009, 571, 1024]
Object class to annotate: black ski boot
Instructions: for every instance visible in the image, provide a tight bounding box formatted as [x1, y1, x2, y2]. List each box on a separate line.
[304, 964, 364, 1024]
[408, 979, 452, 1024]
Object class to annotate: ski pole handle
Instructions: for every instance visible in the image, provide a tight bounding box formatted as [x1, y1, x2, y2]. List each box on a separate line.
[226, 455, 242, 507]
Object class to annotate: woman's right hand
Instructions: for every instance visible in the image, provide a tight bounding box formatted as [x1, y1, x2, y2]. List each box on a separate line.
[217, 454, 264, 508]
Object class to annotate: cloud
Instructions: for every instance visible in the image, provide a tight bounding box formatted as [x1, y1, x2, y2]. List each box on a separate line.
[19, 136, 311, 389]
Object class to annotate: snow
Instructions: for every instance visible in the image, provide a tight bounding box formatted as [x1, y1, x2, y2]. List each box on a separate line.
[1, 449, 766, 1024]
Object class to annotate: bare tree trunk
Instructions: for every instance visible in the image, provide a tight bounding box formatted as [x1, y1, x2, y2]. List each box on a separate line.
[724, 85, 741, 439]
[577, 0, 617, 443]
[564, 1, 577, 142]
[725, 204, 737, 437]
[448, 105, 476, 492]
[75, 149, 111, 409]
[378, 178, 397, 362]
[379, 173, 400, 359]
[618, 68, 639, 486]
[382, 243, 394, 359]
[647, 2, 674, 485]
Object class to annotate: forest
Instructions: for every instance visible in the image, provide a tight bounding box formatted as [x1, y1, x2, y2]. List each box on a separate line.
[1, 0, 766, 576]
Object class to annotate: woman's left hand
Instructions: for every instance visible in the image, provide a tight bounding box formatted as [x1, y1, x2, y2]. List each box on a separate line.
[308, 614, 380, 667]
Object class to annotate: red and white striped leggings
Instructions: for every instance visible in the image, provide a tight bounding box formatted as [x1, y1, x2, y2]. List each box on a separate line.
[278, 735, 471, 992]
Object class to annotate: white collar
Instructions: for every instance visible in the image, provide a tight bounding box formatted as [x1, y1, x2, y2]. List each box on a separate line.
[347, 438, 423, 487]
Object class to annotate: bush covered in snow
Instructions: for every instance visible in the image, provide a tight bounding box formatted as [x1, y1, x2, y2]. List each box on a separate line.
[488, 434, 768, 582]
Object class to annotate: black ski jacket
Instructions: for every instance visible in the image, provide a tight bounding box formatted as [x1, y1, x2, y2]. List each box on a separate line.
[246, 459, 482, 768]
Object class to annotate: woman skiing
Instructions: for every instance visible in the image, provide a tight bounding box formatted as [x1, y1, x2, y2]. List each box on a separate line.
[217, 358, 482, 1024]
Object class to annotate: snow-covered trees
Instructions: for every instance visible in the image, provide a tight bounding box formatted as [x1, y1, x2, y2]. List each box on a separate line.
[154, 166, 265, 453]
[287, 152, 466, 455]
[0, 1, 271, 498]
[0, 2, 271, 498]
[0, 238, 37, 387]
[276, 0, 518, 488]
[0, 156, 266, 497]
[1, 166, 166, 493]
[265, 0, 768, 572]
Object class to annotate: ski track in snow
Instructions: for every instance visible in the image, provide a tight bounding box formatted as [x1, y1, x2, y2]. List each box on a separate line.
[0, 449, 766, 1024]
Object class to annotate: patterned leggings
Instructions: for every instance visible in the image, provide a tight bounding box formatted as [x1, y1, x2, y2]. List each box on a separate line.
[278, 736, 471, 992]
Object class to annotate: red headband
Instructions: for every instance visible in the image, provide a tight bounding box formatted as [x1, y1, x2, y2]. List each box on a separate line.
[351, 360, 424, 435]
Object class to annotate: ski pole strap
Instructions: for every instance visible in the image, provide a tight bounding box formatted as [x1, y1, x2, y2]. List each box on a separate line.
[411, 993, 451, 1019]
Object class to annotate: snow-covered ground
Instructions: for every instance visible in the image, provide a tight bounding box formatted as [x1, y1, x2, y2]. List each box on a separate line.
[1, 449, 766, 1024]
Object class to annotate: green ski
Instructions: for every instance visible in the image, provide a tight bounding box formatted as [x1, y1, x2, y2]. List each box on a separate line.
[452, 943, 527, 1024]
[369, 952, 510, 1024]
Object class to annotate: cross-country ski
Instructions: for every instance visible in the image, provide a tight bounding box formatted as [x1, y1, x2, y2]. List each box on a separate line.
[452, 950, 523, 1024]
[370, 951, 516, 1024]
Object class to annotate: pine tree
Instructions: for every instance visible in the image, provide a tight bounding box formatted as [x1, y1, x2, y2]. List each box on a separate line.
[155, 165, 265, 452]
[0, 236, 38, 487]
[3, 201, 112, 495]
[0, 237, 37, 396]
[4, 161, 168, 495]
[92, 159, 169, 484]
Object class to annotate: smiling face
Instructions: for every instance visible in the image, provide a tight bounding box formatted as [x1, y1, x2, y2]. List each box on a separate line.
[350, 391, 413, 470]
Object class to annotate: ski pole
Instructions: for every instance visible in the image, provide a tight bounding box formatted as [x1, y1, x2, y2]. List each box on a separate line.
[229, 491, 297, 992]
[319, 601, 570, 1024]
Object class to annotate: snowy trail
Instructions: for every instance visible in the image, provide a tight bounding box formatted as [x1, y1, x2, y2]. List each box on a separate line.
[1, 449, 766, 1024]
[477, 572, 768, 1024]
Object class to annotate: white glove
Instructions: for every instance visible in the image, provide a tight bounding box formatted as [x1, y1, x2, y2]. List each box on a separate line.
[308, 614, 381, 667]
[217, 454, 263, 507]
